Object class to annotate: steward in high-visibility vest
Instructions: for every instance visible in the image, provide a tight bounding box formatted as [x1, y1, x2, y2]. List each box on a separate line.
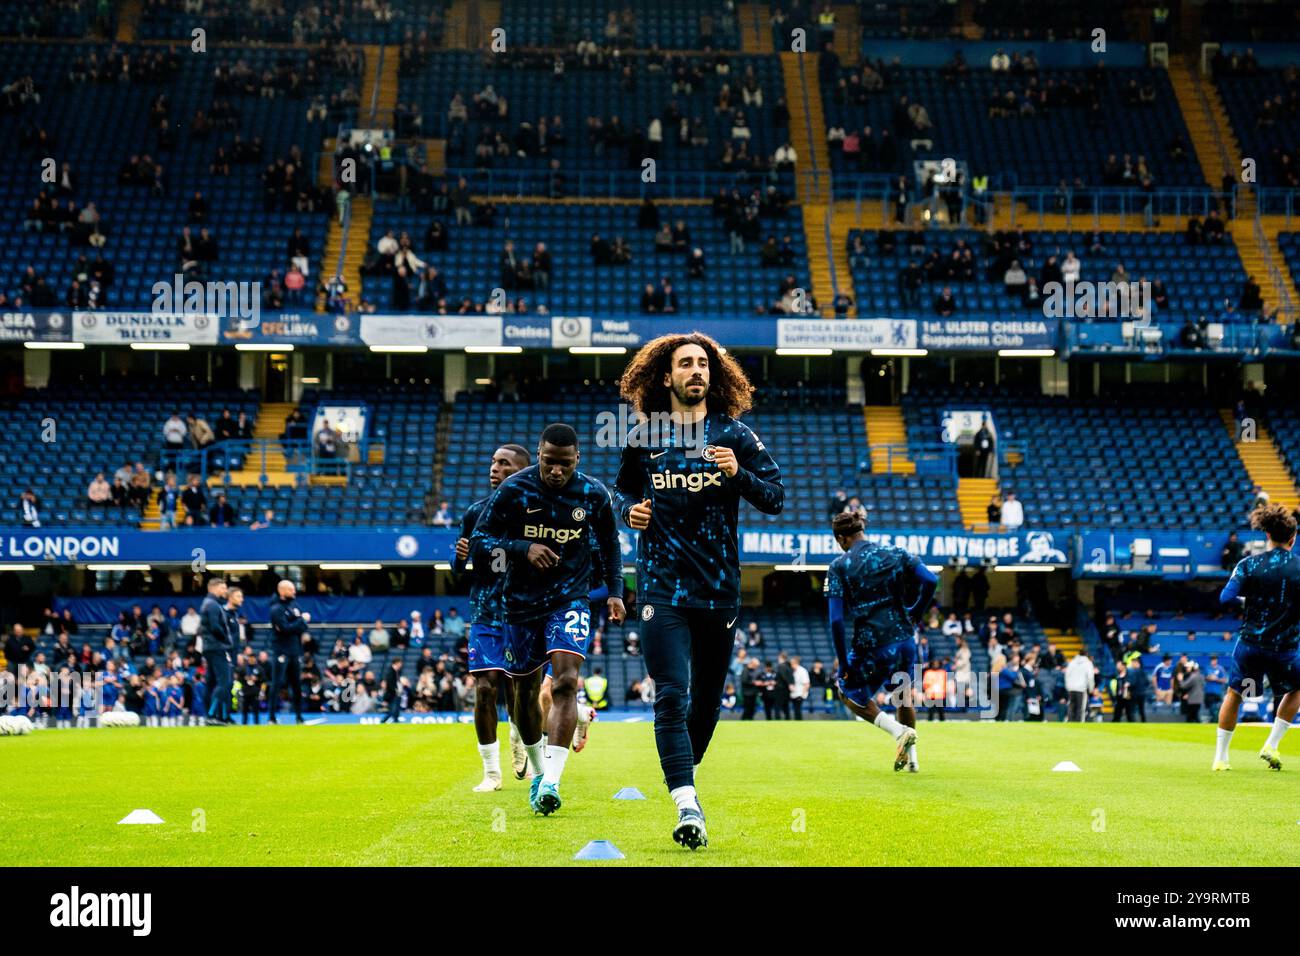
[586, 669, 609, 710]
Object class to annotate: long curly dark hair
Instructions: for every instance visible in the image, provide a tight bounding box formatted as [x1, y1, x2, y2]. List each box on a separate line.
[617, 332, 756, 418]
[1251, 502, 1298, 543]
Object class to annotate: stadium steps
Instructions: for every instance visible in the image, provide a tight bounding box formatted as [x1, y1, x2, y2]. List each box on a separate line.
[801, 204, 836, 316]
[831, 5, 860, 64]
[1219, 409, 1300, 511]
[444, 0, 498, 49]
[956, 477, 998, 530]
[1166, 53, 1239, 187]
[333, 195, 372, 310]
[780, 52, 830, 204]
[317, 137, 337, 189]
[863, 406, 915, 473]
[1227, 218, 1285, 316]
[737, 4, 772, 53]
[986, 194, 1186, 233]
[115, 0, 142, 42]
[361, 45, 401, 124]
[420, 139, 446, 172]
[825, 203, 858, 315]
[431, 404, 454, 499]
[254, 404, 297, 440]
[309, 475, 349, 487]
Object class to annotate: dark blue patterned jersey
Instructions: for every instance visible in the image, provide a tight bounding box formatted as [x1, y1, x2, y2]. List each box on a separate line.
[454, 496, 504, 626]
[1221, 548, 1300, 651]
[470, 465, 624, 625]
[612, 411, 783, 609]
[824, 540, 932, 652]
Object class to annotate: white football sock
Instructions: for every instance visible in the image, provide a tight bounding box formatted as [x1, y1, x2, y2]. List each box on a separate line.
[508, 721, 520, 745]
[477, 741, 501, 776]
[1265, 717, 1291, 752]
[542, 744, 568, 785]
[907, 741, 919, 770]
[670, 785, 699, 812]
[1215, 727, 1234, 763]
[873, 711, 905, 738]
[524, 738, 546, 777]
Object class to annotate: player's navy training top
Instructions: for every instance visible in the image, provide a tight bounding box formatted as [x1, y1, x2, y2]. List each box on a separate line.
[470, 465, 623, 625]
[824, 540, 938, 655]
[1220, 548, 1300, 651]
[613, 411, 783, 609]
[455, 496, 504, 626]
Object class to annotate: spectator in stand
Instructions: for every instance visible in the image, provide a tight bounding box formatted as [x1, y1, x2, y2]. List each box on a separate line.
[789, 655, 810, 720]
[1000, 492, 1024, 529]
[1180, 661, 1205, 722]
[933, 286, 958, 316]
[157, 474, 181, 530]
[250, 509, 275, 530]
[18, 489, 41, 527]
[432, 501, 454, 527]
[1064, 650, 1095, 722]
[87, 472, 111, 505]
[189, 414, 215, 450]
[163, 411, 188, 461]
[128, 462, 151, 509]
[444, 607, 466, 639]
[181, 474, 207, 525]
[209, 493, 237, 527]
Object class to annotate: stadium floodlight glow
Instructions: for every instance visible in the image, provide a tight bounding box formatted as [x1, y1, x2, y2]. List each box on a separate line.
[1157, 547, 1191, 558]
[569, 346, 628, 355]
[998, 348, 1057, 358]
[433, 561, 453, 570]
[130, 343, 190, 351]
[774, 348, 833, 356]
[474, 377, 494, 385]
[871, 348, 928, 356]
[993, 564, 1058, 572]
[464, 346, 523, 354]
[319, 563, 383, 570]
[925, 565, 945, 573]
[206, 562, 269, 572]
[772, 563, 831, 572]
[23, 341, 85, 350]
[369, 345, 428, 353]
[301, 376, 322, 384]
[0, 564, 36, 571]
[235, 343, 295, 352]
[86, 564, 151, 572]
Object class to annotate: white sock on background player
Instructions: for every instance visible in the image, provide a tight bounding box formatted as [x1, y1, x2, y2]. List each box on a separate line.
[907, 744, 919, 771]
[524, 738, 546, 777]
[1264, 718, 1290, 752]
[478, 741, 501, 776]
[670, 784, 699, 812]
[873, 711, 905, 738]
[542, 745, 568, 785]
[1215, 727, 1234, 763]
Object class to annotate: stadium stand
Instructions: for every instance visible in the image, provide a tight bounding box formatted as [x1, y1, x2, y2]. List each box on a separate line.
[1, 41, 345, 308]
[903, 388, 1258, 530]
[848, 227, 1252, 322]
[822, 61, 1202, 190]
[1212, 56, 1300, 189]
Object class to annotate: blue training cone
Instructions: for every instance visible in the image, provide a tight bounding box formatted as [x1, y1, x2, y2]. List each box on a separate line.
[574, 840, 625, 861]
[612, 787, 646, 800]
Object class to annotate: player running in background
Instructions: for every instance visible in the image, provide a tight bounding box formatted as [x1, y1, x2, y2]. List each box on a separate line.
[614, 332, 784, 849]
[455, 443, 532, 791]
[825, 511, 938, 772]
[1213, 504, 1300, 771]
[471, 424, 626, 815]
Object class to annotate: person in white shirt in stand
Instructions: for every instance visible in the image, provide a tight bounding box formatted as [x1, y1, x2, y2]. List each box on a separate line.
[1064, 650, 1096, 722]
[410, 610, 426, 647]
[990, 48, 1010, 71]
[941, 612, 963, 638]
[1061, 250, 1082, 285]
[1000, 492, 1024, 529]
[789, 655, 811, 720]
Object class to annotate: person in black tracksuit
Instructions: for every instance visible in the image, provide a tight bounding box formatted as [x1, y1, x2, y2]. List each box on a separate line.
[199, 578, 233, 724]
[612, 332, 783, 849]
[268, 579, 309, 724]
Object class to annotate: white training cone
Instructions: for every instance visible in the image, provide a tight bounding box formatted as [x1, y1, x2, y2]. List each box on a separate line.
[1052, 761, 1082, 772]
[118, 809, 164, 825]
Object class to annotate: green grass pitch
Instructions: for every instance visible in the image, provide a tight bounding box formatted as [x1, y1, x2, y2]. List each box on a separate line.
[3, 721, 1296, 866]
